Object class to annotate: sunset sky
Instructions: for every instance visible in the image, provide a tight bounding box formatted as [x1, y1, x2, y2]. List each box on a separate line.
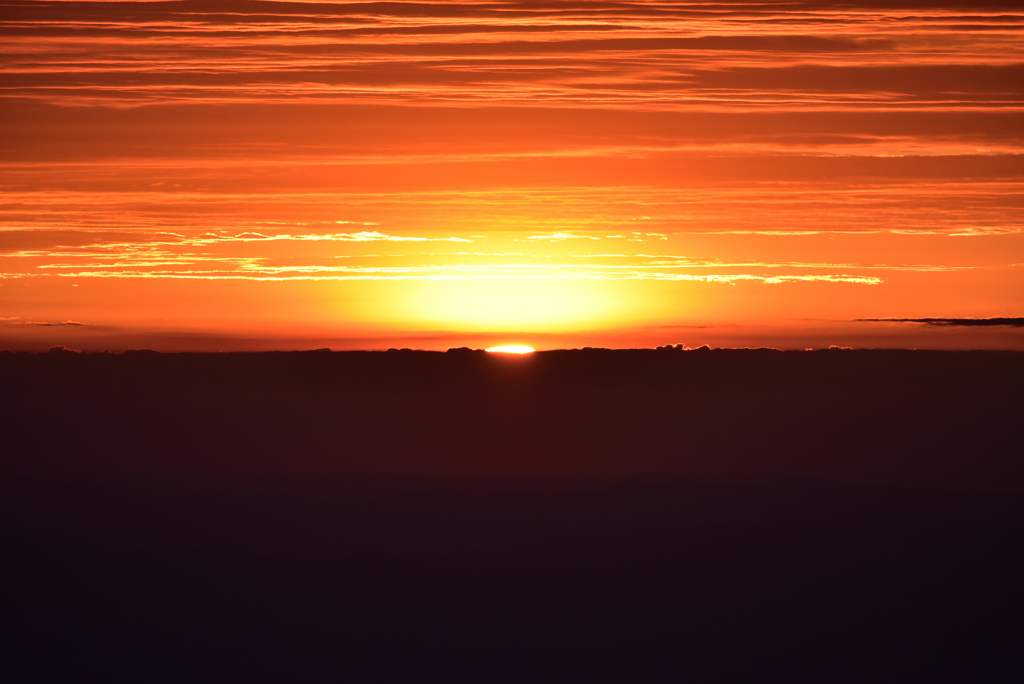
[1, 0, 1022, 351]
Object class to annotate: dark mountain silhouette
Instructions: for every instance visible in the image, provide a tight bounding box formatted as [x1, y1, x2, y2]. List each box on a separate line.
[1, 349, 1022, 681]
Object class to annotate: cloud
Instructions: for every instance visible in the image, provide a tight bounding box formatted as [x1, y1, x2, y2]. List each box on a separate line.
[45, 345, 82, 354]
[858, 318, 1024, 327]
[0, 317, 90, 327]
[0, 265, 883, 285]
[194, 231, 471, 244]
[4, 0, 1021, 113]
[527, 233, 596, 242]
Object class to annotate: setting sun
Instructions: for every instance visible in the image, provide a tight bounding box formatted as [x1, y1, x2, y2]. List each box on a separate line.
[485, 345, 536, 354]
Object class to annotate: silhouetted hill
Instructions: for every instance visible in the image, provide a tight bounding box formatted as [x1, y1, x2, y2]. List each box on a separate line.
[1, 348, 1021, 487]
[1, 350, 1022, 680]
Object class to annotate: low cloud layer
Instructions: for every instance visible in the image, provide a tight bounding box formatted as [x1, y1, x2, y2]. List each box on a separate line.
[859, 318, 1024, 327]
[0, 317, 89, 327]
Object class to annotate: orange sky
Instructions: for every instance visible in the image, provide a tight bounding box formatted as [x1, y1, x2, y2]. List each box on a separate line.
[1, 0, 1022, 351]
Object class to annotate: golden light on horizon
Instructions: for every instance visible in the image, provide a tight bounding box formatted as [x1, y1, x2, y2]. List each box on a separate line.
[486, 345, 536, 354]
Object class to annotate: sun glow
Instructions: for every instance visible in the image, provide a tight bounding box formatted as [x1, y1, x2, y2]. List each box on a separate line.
[394, 278, 632, 331]
[486, 345, 535, 354]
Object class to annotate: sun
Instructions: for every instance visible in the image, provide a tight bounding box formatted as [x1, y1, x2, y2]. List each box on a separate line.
[485, 345, 536, 354]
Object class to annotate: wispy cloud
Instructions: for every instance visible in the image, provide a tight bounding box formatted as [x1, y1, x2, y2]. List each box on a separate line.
[527, 233, 598, 242]
[0, 262, 884, 285]
[858, 317, 1024, 327]
[4, 1, 1022, 112]
[0, 316, 90, 327]
[0, 227, 995, 284]
[193, 231, 472, 244]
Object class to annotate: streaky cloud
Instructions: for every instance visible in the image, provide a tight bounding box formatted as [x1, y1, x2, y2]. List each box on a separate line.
[858, 317, 1024, 327]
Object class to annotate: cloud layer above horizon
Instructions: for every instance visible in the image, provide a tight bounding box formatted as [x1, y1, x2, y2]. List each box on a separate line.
[1, 0, 1022, 348]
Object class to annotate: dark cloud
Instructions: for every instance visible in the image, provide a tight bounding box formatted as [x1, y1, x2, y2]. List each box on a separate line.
[0, 317, 91, 327]
[32, 320, 88, 327]
[45, 344, 82, 353]
[859, 317, 1024, 327]
[0, 230, 179, 254]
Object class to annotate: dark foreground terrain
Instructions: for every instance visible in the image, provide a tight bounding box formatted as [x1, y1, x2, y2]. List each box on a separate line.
[2, 348, 1022, 681]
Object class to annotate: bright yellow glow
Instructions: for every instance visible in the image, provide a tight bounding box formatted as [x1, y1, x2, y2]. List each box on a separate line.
[486, 345, 535, 354]
[395, 279, 628, 331]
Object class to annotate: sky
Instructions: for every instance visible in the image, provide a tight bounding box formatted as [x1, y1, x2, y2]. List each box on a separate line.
[1, 0, 1022, 351]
